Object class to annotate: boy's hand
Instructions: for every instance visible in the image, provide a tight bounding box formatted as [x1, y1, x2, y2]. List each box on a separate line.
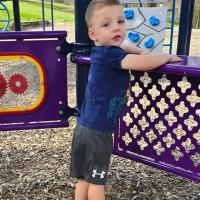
[168, 55, 183, 63]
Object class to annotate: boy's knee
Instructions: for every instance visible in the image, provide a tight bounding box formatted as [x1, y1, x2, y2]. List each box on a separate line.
[88, 183, 105, 200]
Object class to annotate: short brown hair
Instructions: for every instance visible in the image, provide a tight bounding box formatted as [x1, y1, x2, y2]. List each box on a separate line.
[85, 0, 121, 27]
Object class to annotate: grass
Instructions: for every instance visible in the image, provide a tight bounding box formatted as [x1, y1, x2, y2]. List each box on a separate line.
[0, 0, 74, 30]
[20, 0, 74, 12]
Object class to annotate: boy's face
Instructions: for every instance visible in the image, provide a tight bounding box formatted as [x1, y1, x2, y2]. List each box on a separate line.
[88, 5, 126, 46]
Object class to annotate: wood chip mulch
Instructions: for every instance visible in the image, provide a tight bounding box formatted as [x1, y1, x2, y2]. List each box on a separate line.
[1, 120, 200, 200]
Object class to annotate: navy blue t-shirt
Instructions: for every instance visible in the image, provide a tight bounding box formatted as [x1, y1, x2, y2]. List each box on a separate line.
[77, 46, 130, 132]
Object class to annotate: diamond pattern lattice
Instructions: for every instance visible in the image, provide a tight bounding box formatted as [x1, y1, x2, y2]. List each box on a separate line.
[115, 71, 200, 182]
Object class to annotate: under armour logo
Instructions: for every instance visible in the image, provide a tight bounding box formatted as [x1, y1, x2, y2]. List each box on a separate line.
[92, 169, 106, 179]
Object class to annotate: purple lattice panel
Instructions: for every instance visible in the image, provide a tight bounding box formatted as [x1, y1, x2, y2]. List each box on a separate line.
[114, 70, 200, 182]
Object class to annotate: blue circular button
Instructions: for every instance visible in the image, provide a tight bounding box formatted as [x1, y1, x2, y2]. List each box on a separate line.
[144, 38, 155, 48]
[128, 32, 140, 42]
[124, 10, 134, 19]
[149, 16, 160, 26]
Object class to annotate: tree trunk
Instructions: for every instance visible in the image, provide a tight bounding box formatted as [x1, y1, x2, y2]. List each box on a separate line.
[196, 3, 200, 29]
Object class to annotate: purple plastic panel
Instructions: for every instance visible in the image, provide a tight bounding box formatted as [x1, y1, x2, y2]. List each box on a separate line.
[0, 31, 69, 131]
[71, 54, 200, 182]
[114, 56, 200, 182]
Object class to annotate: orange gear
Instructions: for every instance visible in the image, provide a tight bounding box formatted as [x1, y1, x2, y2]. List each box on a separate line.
[8, 73, 28, 95]
[0, 73, 7, 98]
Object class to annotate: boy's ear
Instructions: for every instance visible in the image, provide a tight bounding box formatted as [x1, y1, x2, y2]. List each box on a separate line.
[88, 27, 96, 41]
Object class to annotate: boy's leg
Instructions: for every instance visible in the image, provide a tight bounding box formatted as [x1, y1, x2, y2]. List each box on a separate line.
[88, 183, 105, 200]
[75, 179, 89, 200]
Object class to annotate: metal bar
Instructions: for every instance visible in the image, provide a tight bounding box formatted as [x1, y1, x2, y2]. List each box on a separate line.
[12, 0, 21, 31]
[42, 0, 45, 31]
[185, 0, 195, 54]
[177, 0, 195, 55]
[0, 31, 67, 40]
[169, 0, 175, 54]
[72, 55, 200, 78]
[75, 0, 93, 109]
[50, 0, 54, 30]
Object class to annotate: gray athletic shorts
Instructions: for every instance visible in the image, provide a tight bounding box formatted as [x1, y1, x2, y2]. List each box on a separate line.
[70, 124, 113, 185]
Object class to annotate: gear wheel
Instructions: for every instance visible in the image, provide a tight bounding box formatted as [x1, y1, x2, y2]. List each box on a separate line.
[8, 73, 29, 95]
[0, 73, 7, 98]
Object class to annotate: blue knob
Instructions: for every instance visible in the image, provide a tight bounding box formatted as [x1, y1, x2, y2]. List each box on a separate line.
[149, 16, 160, 26]
[144, 38, 155, 48]
[124, 10, 134, 19]
[128, 32, 140, 42]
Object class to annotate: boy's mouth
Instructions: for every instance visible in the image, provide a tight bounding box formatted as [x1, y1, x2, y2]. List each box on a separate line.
[113, 35, 121, 41]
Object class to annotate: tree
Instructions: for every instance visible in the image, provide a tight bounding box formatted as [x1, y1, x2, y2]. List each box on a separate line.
[194, 1, 200, 29]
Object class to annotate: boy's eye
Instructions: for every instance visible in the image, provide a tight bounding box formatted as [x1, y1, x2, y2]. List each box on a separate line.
[118, 19, 125, 24]
[103, 23, 110, 27]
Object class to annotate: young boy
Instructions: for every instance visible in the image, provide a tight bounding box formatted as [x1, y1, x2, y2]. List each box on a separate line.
[70, 0, 182, 199]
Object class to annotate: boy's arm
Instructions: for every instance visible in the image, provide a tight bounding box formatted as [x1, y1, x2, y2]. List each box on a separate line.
[121, 53, 182, 71]
[120, 43, 147, 55]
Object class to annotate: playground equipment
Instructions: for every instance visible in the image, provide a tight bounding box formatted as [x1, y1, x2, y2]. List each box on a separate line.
[0, 0, 55, 31]
[177, 0, 195, 55]
[115, 56, 200, 182]
[72, 0, 200, 183]
[121, 0, 175, 53]
[73, 53, 200, 183]
[0, 0, 199, 183]
[41, 0, 55, 30]
[0, 0, 21, 31]
[0, 31, 73, 131]
[0, 1, 10, 31]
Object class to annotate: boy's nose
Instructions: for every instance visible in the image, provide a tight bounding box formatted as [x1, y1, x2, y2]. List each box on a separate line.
[112, 23, 120, 31]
